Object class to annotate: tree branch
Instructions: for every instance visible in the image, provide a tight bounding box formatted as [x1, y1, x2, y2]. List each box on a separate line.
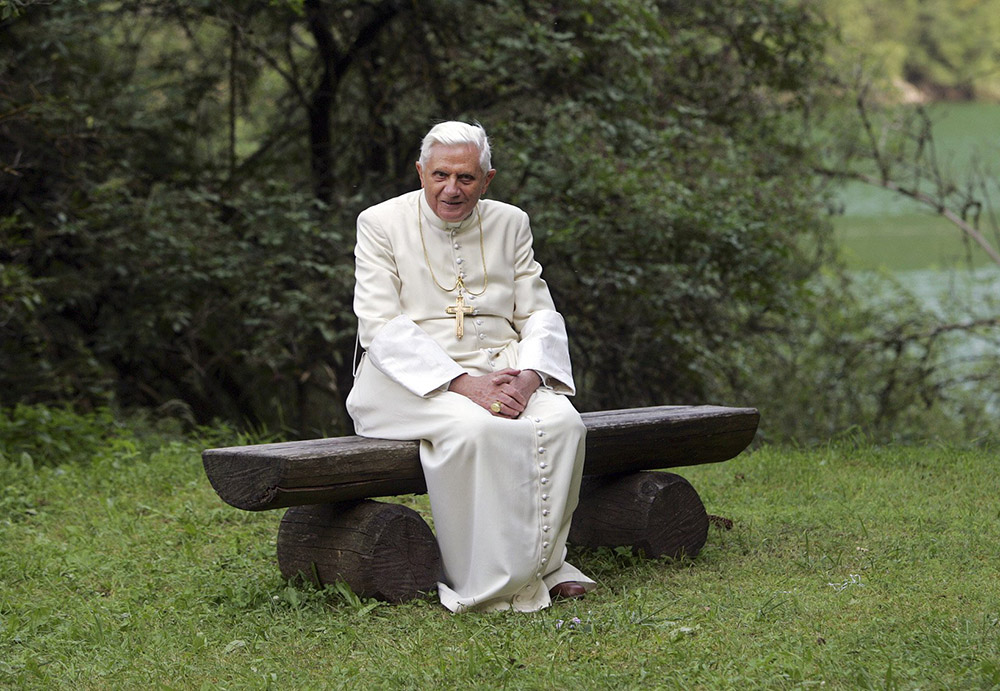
[818, 165, 1000, 267]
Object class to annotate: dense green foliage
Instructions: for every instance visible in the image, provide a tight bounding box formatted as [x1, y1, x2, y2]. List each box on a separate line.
[1, 1, 997, 441]
[3, 410, 999, 687]
[1, 0, 836, 437]
[0, 404, 123, 468]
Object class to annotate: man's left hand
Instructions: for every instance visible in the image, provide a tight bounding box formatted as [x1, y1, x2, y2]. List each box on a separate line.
[490, 369, 542, 418]
[447, 368, 542, 418]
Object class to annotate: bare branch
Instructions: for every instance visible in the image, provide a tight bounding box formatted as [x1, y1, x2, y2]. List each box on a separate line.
[849, 169, 1000, 267]
[819, 93, 1000, 268]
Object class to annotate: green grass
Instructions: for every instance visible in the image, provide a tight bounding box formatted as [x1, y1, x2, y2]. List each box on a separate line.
[2, 416, 1000, 689]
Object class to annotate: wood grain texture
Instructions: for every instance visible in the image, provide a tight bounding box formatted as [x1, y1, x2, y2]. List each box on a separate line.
[569, 472, 709, 559]
[276, 500, 442, 602]
[203, 405, 759, 511]
[278, 471, 710, 603]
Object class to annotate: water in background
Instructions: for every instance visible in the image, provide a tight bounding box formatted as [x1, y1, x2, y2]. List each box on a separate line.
[834, 102, 1000, 272]
[833, 101, 1000, 310]
[833, 102, 1000, 414]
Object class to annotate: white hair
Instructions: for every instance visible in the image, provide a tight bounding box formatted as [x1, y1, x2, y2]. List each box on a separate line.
[419, 121, 492, 174]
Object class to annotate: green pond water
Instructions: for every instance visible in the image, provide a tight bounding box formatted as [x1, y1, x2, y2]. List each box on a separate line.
[833, 102, 1000, 314]
[834, 101, 1000, 273]
[833, 102, 999, 410]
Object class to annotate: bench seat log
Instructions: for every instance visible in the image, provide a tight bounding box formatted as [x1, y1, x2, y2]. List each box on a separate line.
[203, 405, 759, 512]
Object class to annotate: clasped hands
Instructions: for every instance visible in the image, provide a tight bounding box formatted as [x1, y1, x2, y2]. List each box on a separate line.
[448, 368, 541, 418]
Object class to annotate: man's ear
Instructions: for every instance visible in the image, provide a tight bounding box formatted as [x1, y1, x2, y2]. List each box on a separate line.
[482, 168, 496, 194]
[415, 161, 425, 188]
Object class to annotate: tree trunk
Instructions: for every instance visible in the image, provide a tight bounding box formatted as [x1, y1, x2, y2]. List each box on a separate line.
[303, 0, 335, 203]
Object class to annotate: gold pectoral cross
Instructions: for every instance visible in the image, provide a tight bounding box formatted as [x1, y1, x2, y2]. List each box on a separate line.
[445, 293, 474, 339]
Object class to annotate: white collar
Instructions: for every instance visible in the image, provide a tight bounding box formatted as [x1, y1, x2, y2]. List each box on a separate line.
[418, 191, 480, 233]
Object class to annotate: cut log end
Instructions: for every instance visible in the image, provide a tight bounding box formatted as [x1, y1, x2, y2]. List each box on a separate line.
[569, 471, 709, 559]
[276, 500, 441, 603]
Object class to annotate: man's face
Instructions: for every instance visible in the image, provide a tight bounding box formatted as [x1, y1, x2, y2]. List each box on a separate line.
[416, 143, 496, 223]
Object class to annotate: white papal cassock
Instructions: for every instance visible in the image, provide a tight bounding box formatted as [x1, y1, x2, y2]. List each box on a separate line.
[346, 190, 595, 612]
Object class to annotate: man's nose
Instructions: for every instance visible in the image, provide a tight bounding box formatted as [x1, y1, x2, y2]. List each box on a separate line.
[444, 176, 460, 195]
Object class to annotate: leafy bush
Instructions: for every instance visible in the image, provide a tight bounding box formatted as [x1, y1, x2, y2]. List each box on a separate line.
[6, 0, 993, 443]
[735, 269, 1000, 444]
[0, 0, 836, 438]
[0, 404, 123, 467]
[11, 180, 356, 436]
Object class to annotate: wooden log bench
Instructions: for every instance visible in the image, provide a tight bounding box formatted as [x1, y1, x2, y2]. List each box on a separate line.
[203, 404, 759, 602]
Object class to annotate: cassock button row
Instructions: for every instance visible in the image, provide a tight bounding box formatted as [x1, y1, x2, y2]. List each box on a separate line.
[478, 333, 485, 340]
[538, 447, 546, 454]
[540, 478, 549, 485]
[533, 417, 541, 423]
[541, 557, 548, 564]
[537, 430, 544, 437]
[456, 257, 463, 264]
[542, 525, 550, 532]
[453, 242, 460, 249]
[476, 319, 483, 326]
[541, 493, 549, 501]
[542, 509, 550, 516]
[543, 541, 550, 548]
[536, 572, 542, 578]
[539, 461, 547, 469]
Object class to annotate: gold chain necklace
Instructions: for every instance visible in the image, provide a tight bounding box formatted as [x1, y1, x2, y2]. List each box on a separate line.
[418, 201, 489, 297]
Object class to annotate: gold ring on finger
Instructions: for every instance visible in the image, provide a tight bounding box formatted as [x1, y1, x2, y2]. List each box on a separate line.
[490, 401, 502, 413]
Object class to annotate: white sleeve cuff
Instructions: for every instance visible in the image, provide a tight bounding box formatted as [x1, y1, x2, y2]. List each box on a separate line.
[367, 315, 465, 397]
[517, 310, 575, 395]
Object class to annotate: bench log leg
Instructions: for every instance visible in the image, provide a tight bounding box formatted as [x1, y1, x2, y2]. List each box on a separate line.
[569, 471, 709, 559]
[276, 500, 442, 603]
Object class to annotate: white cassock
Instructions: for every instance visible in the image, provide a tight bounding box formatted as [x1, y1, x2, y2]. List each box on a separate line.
[346, 189, 596, 612]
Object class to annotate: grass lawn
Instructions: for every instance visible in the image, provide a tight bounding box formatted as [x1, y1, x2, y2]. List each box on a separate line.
[2, 416, 999, 689]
